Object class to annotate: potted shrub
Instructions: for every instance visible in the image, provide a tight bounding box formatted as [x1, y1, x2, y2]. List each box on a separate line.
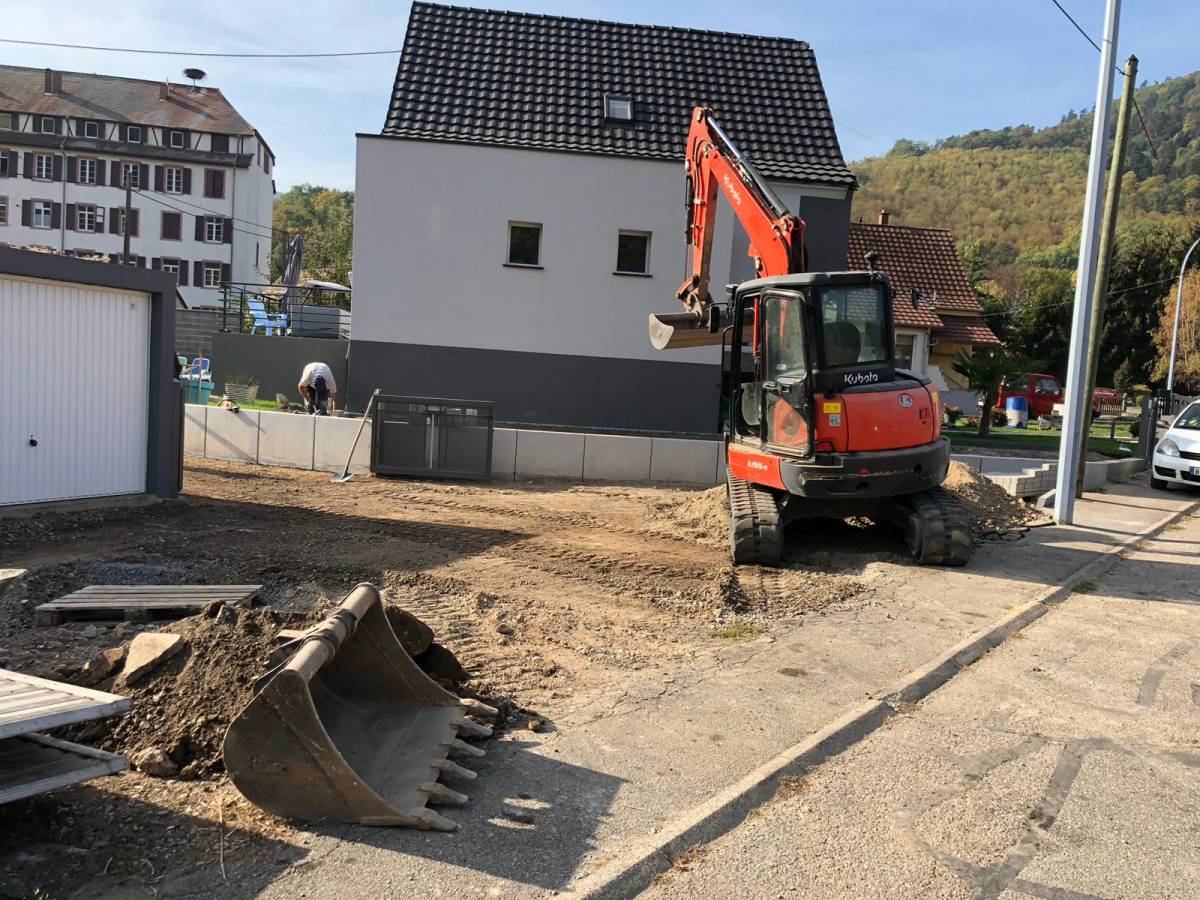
[224, 373, 260, 404]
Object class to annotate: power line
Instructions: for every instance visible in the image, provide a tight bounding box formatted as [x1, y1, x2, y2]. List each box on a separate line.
[976, 275, 1181, 318]
[1044, 0, 1159, 159]
[131, 188, 280, 238]
[0, 37, 400, 58]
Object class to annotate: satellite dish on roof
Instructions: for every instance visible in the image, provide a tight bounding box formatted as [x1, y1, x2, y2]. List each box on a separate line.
[183, 68, 207, 91]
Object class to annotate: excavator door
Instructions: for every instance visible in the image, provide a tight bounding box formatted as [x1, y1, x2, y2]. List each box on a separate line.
[734, 291, 813, 457]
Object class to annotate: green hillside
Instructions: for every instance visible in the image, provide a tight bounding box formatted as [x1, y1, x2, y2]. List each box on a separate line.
[851, 71, 1200, 252]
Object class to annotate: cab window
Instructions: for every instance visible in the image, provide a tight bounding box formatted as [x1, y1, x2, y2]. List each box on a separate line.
[818, 285, 888, 366]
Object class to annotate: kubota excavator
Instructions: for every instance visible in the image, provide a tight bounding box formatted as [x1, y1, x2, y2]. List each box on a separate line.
[649, 107, 971, 567]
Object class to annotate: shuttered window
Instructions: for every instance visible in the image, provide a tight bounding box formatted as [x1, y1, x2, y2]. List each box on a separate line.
[165, 167, 183, 193]
[204, 216, 224, 243]
[203, 262, 223, 288]
[161, 258, 183, 285]
[203, 169, 226, 199]
[39, 116, 56, 134]
[32, 200, 52, 228]
[76, 204, 97, 232]
[84, 120, 100, 138]
[34, 155, 53, 180]
[161, 211, 181, 240]
[0, 196, 7, 226]
[78, 158, 97, 184]
[127, 125, 142, 143]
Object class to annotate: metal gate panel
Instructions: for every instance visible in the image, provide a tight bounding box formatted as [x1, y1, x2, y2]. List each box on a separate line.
[0, 275, 150, 506]
[371, 396, 493, 480]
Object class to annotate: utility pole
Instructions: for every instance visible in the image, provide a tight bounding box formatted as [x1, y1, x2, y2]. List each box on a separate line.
[122, 180, 132, 265]
[1053, 0, 1121, 525]
[1167, 236, 1200, 392]
[1075, 55, 1138, 493]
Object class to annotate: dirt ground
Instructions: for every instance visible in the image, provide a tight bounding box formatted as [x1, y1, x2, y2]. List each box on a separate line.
[0, 458, 1037, 898]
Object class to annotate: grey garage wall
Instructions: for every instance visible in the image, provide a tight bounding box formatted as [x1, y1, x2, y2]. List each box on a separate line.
[211, 333, 349, 402]
[346, 339, 723, 432]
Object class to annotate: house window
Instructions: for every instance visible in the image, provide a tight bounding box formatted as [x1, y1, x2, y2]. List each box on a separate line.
[32, 200, 52, 229]
[203, 169, 225, 199]
[127, 125, 142, 143]
[39, 116, 56, 134]
[204, 216, 224, 243]
[0, 196, 7, 225]
[78, 158, 97, 185]
[76, 204, 97, 232]
[0, 113, 13, 130]
[894, 333, 916, 371]
[165, 166, 184, 194]
[615, 230, 651, 275]
[203, 262, 223, 288]
[117, 208, 138, 237]
[604, 95, 633, 121]
[162, 258, 182, 285]
[83, 120, 100, 138]
[121, 163, 140, 189]
[169, 130, 186, 149]
[506, 222, 541, 267]
[161, 211, 181, 240]
[35, 154, 53, 180]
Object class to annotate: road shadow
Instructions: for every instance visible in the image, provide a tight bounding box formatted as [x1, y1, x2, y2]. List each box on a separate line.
[300, 739, 624, 892]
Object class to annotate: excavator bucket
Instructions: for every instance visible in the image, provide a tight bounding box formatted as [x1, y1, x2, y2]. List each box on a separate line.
[222, 583, 496, 831]
[649, 313, 753, 351]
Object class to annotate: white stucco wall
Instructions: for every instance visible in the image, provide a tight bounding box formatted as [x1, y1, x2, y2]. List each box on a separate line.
[353, 137, 744, 365]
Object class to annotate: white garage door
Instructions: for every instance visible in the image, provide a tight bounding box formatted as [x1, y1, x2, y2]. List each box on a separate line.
[0, 274, 150, 506]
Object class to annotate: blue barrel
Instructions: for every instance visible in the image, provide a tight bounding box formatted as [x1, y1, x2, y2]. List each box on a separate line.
[1005, 396, 1029, 428]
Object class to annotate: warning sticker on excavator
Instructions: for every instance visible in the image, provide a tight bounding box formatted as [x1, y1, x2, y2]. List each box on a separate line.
[822, 402, 842, 414]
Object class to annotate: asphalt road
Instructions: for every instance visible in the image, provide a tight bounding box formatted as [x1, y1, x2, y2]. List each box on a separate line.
[645, 505, 1200, 899]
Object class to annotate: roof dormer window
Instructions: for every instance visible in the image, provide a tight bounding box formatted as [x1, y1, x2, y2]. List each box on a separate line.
[127, 125, 142, 143]
[604, 94, 633, 122]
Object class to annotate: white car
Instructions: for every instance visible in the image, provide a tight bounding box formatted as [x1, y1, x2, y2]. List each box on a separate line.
[1152, 402, 1200, 490]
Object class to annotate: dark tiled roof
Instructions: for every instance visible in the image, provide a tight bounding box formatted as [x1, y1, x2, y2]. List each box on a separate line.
[892, 295, 944, 330]
[933, 314, 1001, 347]
[847, 223, 982, 314]
[381, 2, 854, 185]
[0, 65, 255, 134]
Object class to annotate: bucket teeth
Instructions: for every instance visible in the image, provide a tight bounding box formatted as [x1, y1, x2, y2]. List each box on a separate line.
[433, 759, 478, 780]
[457, 717, 493, 739]
[420, 782, 469, 806]
[442, 737, 486, 758]
[460, 698, 499, 720]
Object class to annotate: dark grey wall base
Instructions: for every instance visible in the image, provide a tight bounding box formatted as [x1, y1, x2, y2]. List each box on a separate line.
[211, 333, 350, 404]
[347, 340, 722, 433]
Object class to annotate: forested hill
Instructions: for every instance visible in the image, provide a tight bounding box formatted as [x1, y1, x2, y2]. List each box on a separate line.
[850, 70, 1200, 253]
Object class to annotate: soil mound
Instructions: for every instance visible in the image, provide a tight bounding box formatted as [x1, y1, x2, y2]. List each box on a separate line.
[649, 485, 729, 545]
[942, 461, 1046, 534]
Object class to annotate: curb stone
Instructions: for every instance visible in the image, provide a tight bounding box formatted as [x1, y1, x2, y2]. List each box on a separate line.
[567, 494, 1200, 900]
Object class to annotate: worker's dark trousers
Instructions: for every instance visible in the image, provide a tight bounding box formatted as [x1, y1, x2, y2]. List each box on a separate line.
[312, 375, 329, 414]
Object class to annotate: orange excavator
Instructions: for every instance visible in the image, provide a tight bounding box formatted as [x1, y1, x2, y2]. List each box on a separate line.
[650, 108, 971, 567]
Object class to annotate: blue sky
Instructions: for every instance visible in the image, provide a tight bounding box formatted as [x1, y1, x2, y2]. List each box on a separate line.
[6, 1, 1198, 191]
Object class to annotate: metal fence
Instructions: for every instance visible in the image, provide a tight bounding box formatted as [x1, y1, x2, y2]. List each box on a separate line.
[220, 282, 351, 340]
[371, 396, 494, 480]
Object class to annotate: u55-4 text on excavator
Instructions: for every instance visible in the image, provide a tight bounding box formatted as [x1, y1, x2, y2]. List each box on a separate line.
[649, 107, 972, 567]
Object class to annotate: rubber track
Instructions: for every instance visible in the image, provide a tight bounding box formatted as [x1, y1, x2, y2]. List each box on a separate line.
[900, 486, 972, 566]
[727, 473, 783, 566]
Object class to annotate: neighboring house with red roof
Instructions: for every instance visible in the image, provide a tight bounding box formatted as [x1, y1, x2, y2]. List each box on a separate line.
[847, 213, 1000, 394]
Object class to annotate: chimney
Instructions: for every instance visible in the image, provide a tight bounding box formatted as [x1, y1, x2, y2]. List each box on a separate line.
[878, 209, 890, 226]
[159, 81, 169, 100]
[44, 68, 54, 94]
[53, 71, 63, 93]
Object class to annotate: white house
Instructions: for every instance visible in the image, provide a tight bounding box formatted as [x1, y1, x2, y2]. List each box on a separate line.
[0, 65, 275, 308]
[351, 3, 856, 432]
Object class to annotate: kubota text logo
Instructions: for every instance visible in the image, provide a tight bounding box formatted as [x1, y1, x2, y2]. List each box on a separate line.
[747, 459, 769, 471]
[843, 371, 879, 385]
[723, 174, 743, 205]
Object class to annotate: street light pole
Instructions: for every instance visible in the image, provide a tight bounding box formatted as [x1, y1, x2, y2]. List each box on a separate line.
[1054, 0, 1121, 525]
[1166, 237, 1200, 392]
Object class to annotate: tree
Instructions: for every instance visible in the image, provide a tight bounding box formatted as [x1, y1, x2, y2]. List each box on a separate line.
[1152, 268, 1200, 392]
[1112, 358, 1137, 394]
[953, 348, 1036, 436]
[271, 185, 354, 285]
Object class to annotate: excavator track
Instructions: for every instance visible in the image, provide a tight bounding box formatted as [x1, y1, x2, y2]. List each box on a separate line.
[888, 486, 972, 567]
[727, 473, 783, 566]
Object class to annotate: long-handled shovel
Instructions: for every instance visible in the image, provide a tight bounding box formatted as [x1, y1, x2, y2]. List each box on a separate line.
[330, 390, 379, 484]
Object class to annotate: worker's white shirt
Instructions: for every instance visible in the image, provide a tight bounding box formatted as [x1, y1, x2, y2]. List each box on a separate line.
[299, 362, 337, 393]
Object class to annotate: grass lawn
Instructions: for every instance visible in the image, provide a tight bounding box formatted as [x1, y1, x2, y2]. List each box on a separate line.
[206, 398, 292, 412]
[944, 423, 1136, 457]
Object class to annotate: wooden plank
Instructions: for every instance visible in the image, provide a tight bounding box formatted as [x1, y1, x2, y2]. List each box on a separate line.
[0, 733, 128, 805]
[35, 585, 261, 625]
[0, 670, 131, 740]
[69, 585, 262, 595]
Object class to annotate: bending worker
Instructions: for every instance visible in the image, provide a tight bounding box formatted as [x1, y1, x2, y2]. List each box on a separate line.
[298, 361, 341, 415]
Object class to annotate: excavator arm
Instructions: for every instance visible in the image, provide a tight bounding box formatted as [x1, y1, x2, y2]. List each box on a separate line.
[650, 107, 806, 350]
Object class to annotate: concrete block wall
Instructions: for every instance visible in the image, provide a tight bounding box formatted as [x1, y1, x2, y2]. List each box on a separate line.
[183, 406, 735, 486]
[184, 405, 370, 475]
[951, 452, 1145, 498]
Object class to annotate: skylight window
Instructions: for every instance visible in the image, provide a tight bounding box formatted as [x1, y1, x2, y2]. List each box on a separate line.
[604, 95, 633, 122]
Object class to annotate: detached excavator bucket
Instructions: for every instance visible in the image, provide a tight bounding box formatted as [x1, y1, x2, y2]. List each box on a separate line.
[223, 583, 496, 831]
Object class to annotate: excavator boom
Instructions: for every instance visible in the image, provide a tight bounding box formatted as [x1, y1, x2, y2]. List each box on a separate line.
[650, 107, 805, 350]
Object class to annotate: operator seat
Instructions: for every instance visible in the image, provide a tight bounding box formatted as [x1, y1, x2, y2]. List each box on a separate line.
[824, 321, 861, 366]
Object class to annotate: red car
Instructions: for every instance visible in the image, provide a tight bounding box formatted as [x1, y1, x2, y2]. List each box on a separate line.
[994, 373, 1063, 418]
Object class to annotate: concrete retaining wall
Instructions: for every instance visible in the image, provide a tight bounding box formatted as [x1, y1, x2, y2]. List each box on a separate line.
[951, 453, 1144, 498]
[184, 406, 370, 475]
[210, 332, 349, 404]
[185, 405, 722, 484]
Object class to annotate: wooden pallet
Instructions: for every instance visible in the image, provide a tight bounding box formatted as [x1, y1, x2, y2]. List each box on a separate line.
[0, 733, 128, 805]
[0, 669, 131, 740]
[35, 584, 263, 626]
